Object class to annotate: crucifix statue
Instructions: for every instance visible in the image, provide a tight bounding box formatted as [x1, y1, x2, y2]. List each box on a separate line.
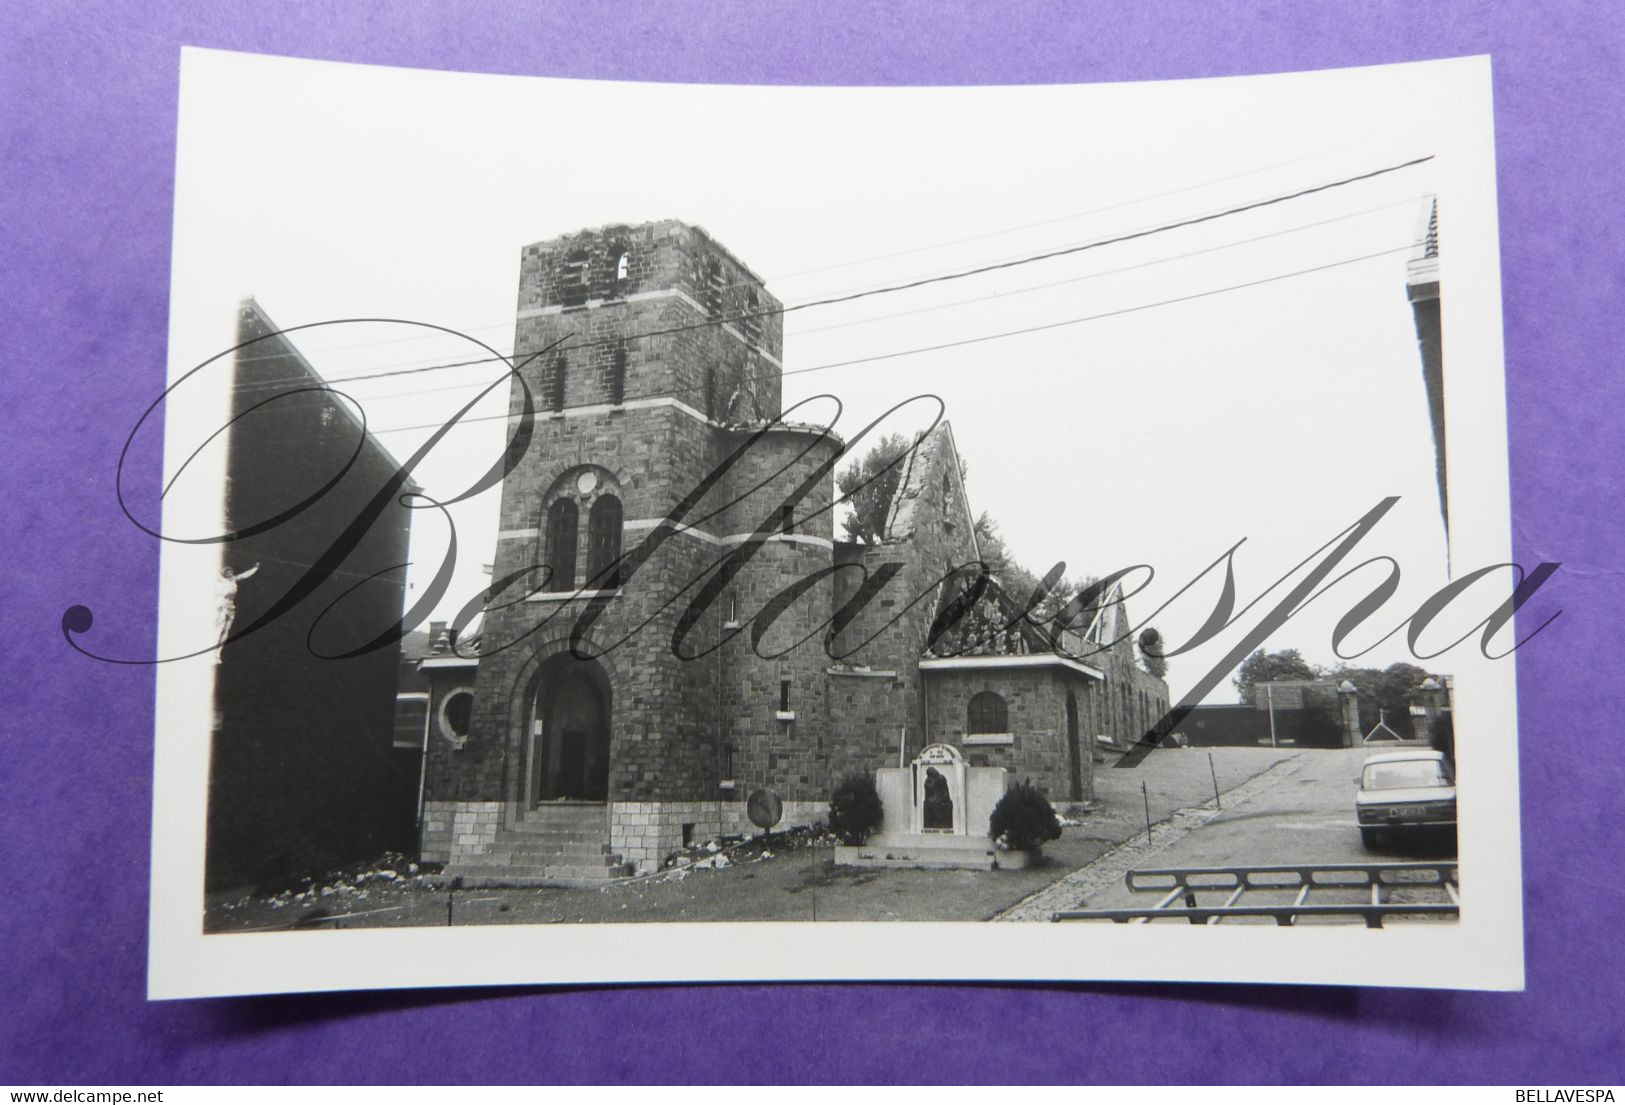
[213, 562, 260, 661]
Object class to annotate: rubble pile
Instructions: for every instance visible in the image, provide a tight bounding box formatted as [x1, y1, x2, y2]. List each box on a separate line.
[655, 824, 835, 881]
[218, 851, 439, 914]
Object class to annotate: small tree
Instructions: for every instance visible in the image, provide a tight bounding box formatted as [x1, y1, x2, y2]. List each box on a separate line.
[973, 511, 1086, 629]
[836, 433, 911, 544]
[988, 779, 1062, 852]
[828, 773, 884, 845]
[973, 511, 1015, 577]
[1233, 648, 1322, 704]
[1138, 626, 1169, 680]
[1329, 661, 1439, 740]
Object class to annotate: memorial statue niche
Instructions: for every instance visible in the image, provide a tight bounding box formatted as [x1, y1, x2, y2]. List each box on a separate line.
[834, 742, 1013, 870]
[922, 766, 954, 830]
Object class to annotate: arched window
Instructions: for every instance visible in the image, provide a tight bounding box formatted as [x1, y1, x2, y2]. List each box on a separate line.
[587, 495, 623, 587]
[968, 691, 1008, 735]
[559, 249, 591, 307]
[545, 498, 579, 591]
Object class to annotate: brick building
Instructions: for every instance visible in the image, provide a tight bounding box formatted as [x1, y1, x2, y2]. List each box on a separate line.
[207, 301, 420, 890]
[417, 220, 1168, 878]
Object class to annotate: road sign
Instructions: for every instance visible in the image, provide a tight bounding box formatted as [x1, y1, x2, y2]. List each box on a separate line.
[746, 788, 783, 832]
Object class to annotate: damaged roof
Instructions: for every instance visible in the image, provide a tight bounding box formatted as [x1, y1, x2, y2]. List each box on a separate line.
[882, 421, 978, 558]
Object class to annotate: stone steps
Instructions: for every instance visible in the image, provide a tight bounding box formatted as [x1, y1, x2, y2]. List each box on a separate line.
[501, 827, 611, 842]
[442, 804, 630, 885]
[510, 813, 608, 824]
[489, 832, 614, 848]
[480, 846, 623, 865]
[513, 808, 605, 822]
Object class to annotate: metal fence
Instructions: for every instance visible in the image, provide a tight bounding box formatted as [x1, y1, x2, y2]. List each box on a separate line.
[1053, 861, 1459, 927]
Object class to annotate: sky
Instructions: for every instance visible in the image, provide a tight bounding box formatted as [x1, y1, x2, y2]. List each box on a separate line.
[163, 50, 1510, 705]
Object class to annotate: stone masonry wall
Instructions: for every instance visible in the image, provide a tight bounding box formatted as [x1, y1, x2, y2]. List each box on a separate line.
[825, 429, 980, 781]
[419, 671, 478, 807]
[420, 800, 504, 866]
[1058, 602, 1171, 748]
[710, 427, 842, 804]
[823, 666, 911, 778]
[442, 221, 805, 812]
[924, 666, 1096, 802]
[514, 221, 783, 423]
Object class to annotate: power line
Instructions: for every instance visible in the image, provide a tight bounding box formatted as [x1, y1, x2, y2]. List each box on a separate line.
[250, 144, 1374, 364]
[356, 240, 1418, 437]
[785, 193, 1431, 340]
[338, 194, 1431, 407]
[764, 155, 1432, 311]
[728, 144, 1370, 285]
[228, 154, 1432, 396]
[770, 243, 1419, 376]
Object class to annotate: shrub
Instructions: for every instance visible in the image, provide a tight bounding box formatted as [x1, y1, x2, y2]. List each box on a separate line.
[988, 779, 1062, 851]
[828, 773, 884, 845]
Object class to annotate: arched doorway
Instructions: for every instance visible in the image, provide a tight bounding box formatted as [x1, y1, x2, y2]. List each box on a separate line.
[530, 653, 612, 802]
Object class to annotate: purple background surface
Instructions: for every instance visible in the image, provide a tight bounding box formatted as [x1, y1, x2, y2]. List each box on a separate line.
[2, 0, 1620, 1085]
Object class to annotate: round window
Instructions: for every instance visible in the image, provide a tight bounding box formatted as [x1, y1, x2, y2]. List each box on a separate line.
[574, 469, 599, 495]
[440, 688, 474, 743]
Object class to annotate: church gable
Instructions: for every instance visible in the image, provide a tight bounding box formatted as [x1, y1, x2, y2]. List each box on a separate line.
[882, 422, 978, 552]
[839, 421, 982, 669]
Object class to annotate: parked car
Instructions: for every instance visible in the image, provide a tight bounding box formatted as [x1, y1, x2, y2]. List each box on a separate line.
[1355, 749, 1456, 849]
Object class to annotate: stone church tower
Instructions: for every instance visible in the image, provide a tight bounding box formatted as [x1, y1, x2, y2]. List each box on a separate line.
[415, 219, 1167, 881]
[421, 220, 842, 873]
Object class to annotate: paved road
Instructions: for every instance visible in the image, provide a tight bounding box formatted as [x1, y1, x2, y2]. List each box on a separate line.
[1023, 746, 1459, 924]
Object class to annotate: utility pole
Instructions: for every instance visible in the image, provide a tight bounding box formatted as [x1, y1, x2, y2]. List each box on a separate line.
[1266, 683, 1278, 749]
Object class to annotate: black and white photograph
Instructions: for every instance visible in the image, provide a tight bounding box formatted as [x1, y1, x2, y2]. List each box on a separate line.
[138, 50, 1523, 997]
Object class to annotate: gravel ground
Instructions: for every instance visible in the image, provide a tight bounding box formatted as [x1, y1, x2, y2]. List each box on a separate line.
[204, 746, 1299, 931]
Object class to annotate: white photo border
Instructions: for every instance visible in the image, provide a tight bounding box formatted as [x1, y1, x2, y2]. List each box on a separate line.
[149, 51, 1520, 999]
